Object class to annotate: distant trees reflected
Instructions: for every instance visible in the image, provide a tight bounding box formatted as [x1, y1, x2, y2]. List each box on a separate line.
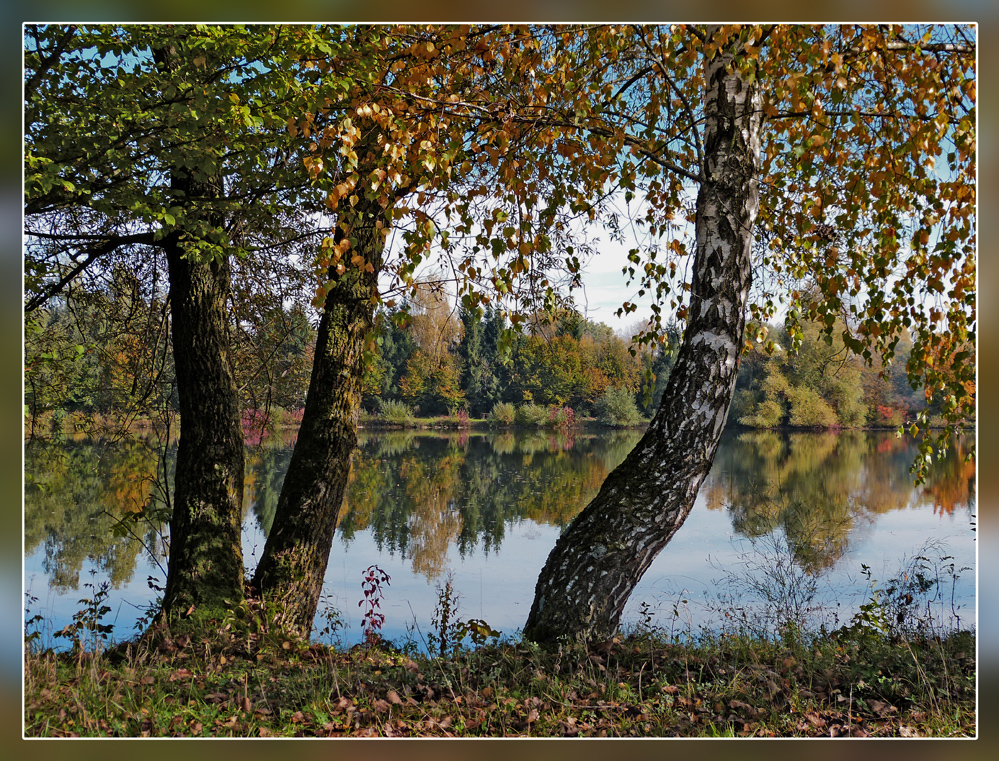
[331, 432, 635, 579]
[25, 438, 168, 589]
[26, 429, 975, 590]
[703, 431, 975, 573]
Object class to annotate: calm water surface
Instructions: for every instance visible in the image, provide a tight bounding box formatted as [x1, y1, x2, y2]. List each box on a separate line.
[24, 428, 976, 649]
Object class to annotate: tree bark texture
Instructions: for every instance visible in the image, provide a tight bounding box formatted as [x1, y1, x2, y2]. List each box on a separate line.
[252, 196, 384, 638]
[523, 46, 763, 645]
[161, 170, 246, 620]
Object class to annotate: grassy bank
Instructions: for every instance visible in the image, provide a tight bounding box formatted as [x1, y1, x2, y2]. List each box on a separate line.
[24, 618, 974, 738]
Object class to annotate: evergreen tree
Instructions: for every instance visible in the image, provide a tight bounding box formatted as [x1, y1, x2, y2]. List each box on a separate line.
[457, 306, 487, 416]
[637, 320, 682, 417]
[372, 309, 417, 407]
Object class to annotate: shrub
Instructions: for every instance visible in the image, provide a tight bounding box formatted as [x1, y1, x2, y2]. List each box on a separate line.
[442, 408, 471, 428]
[873, 403, 905, 427]
[515, 403, 548, 427]
[241, 408, 271, 446]
[595, 386, 643, 427]
[787, 386, 838, 427]
[282, 407, 305, 428]
[546, 406, 577, 429]
[738, 370, 789, 428]
[380, 399, 414, 426]
[488, 402, 516, 426]
[739, 398, 785, 428]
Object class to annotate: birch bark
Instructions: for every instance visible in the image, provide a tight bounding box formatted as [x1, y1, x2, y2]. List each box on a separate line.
[523, 41, 763, 645]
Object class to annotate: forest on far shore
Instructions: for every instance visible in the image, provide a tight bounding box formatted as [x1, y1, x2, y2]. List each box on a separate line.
[26, 271, 937, 433]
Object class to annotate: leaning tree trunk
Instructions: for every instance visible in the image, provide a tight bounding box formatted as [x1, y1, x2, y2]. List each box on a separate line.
[252, 196, 385, 638]
[160, 170, 246, 622]
[523, 43, 763, 645]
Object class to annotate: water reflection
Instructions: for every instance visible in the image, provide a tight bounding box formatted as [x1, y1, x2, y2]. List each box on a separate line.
[24, 437, 169, 589]
[703, 431, 975, 574]
[246, 430, 640, 580]
[25, 428, 975, 597]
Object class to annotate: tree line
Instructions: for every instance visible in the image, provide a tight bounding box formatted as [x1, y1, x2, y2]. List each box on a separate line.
[27, 283, 931, 431]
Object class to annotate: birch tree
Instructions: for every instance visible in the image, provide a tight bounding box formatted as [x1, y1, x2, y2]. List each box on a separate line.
[523, 23, 975, 643]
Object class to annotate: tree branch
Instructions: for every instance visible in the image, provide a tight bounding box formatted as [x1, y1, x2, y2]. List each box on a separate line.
[25, 232, 159, 313]
[24, 25, 77, 101]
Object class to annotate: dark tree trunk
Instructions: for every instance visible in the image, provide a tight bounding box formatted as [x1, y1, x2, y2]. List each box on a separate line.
[523, 42, 763, 645]
[252, 197, 384, 638]
[161, 171, 246, 621]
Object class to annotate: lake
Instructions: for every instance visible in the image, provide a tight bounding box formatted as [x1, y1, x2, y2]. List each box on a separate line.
[24, 427, 976, 650]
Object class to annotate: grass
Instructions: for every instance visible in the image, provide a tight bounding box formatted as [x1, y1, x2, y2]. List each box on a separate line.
[24, 612, 975, 738]
[24, 535, 976, 738]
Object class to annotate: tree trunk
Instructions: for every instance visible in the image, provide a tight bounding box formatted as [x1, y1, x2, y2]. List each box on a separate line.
[523, 42, 763, 645]
[252, 197, 384, 638]
[161, 173, 246, 621]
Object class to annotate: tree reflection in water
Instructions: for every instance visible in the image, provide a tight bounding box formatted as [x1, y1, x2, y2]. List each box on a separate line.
[25, 437, 168, 590]
[26, 428, 975, 593]
[703, 431, 975, 574]
[333, 432, 633, 579]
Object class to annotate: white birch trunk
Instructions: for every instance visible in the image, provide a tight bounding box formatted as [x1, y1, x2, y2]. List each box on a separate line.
[523, 41, 763, 645]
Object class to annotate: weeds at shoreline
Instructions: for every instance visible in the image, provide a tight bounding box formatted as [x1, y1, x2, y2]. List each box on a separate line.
[24, 618, 975, 738]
